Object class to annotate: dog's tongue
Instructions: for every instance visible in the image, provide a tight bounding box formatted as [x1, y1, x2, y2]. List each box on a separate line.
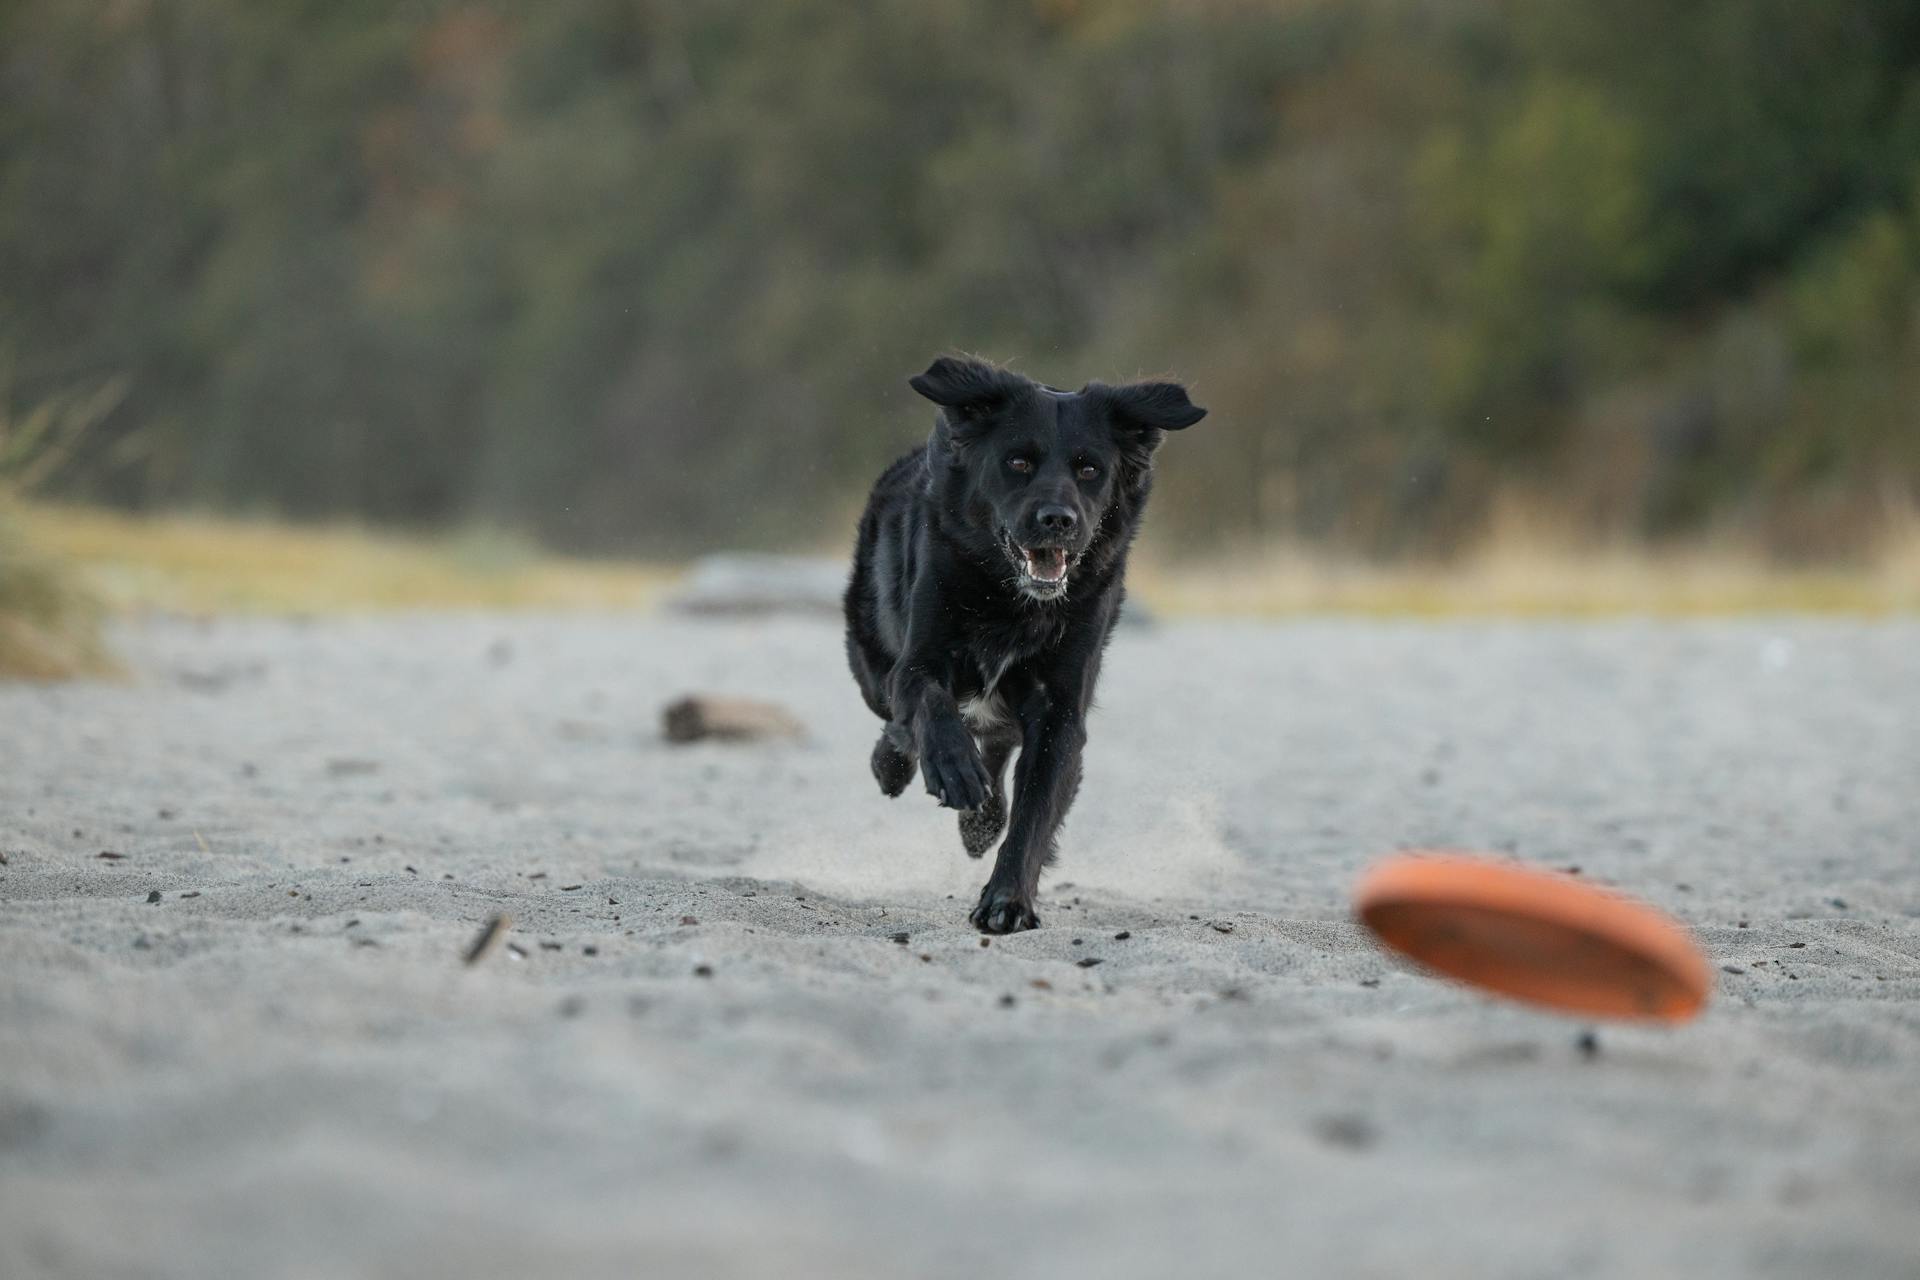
[1024, 546, 1068, 583]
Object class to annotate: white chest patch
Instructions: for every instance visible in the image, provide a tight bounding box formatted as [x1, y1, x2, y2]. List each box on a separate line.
[960, 694, 1010, 731]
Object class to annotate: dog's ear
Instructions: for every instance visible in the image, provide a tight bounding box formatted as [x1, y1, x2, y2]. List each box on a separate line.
[1101, 380, 1207, 433]
[909, 356, 1024, 423]
[1092, 379, 1206, 493]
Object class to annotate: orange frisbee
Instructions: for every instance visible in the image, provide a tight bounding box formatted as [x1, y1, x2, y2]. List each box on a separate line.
[1354, 852, 1711, 1023]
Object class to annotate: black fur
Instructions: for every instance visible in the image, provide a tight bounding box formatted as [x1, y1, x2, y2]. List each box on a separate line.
[843, 355, 1205, 933]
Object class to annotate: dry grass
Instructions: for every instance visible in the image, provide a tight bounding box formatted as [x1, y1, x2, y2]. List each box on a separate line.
[1132, 488, 1920, 618]
[1133, 542, 1918, 618]
[18, 504, 677, 616]
[0, 504, 116, 679]
[16, 502, 1918, 626]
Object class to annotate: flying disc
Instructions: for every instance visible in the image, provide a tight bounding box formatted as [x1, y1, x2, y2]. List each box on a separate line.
[1354, 852, 1711, 1023]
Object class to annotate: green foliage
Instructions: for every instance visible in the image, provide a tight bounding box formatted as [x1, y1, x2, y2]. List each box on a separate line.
[2, 0, 1917, 554]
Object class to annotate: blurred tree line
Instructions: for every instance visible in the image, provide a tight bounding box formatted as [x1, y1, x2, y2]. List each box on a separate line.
[3, 0, 1918, 557]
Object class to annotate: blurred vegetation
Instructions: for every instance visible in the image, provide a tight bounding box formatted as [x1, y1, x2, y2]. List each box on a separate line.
[21, 503, 674, 614]
[3, 0, 1918, 559]
[0, 366, 117, 677]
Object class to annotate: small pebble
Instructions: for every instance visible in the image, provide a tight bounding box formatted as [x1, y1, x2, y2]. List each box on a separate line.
[145, 890, 162, 904]
[1576, 1030, 1600, 1059]
[998, 994, 1016, 1008]
[890, 932, 910, 945]
[693, 964, 714, 978]
[1722, 965, 1746, 975]
[979, 937, 990, 948]
[1113, 931, 1131, 941]
[1076, 957, 1104, 969]
[681, 915, 699, 926]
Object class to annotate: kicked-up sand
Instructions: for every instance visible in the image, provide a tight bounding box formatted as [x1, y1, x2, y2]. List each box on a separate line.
[2, 614, 1917, 1278]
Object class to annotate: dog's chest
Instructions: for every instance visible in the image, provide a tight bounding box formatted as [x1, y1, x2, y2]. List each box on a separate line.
[957, 611, 1063, 724]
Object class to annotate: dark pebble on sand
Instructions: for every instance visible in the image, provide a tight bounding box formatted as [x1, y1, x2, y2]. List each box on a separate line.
[96, 851, 126, 861]
[1723, 965, 1747, 974]
[1789, 941, 1806, 948]
[1829, 898, 1848, 910]
[1360, 978, 1381, 988]
[979, 937, 990, 948]
[693, 964, 714, 978]
[145, 890, 161, 904]
[1210, 921, 1235, 934]
[1072, 938, 1083, 946]
[540, 941, 563, 951]
[1313, 1114, 1377, 1150]
[890, 932, 910, 945]
[998, 994, 1016, 1008]
[561, 884, 582, 892]
[919, 954, 932, 963]
[1113, 931, 1131, 941]
[1576, 1030, 1600, 1059]
[404, 865, 417, 875]
[680, 915, 699, 926]
[582, 945, 598, 956]
[1076, 957, 1104, 969]
[180, 891, 199, 899]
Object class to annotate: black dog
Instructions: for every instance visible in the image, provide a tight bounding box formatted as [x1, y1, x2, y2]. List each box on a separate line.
[843, 355, 1206, 933]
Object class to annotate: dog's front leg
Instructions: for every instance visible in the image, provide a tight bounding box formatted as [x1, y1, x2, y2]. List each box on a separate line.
[970, 680, 1088, 934]
[888, 656, 990, 812]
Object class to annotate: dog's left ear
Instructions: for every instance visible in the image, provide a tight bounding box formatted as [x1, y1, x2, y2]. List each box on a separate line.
[1101, 380, 1207, 433]
[1093, 380, 1206, 493]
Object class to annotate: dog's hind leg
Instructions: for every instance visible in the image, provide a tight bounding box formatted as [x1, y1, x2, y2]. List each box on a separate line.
[958, 730, 1016, 856]
[870, 721, 918, 797]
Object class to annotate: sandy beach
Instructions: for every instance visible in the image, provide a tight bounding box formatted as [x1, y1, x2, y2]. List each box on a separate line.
[2, 613, 1918, 1279]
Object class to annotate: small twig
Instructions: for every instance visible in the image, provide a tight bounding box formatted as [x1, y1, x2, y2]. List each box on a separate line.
[463, 913, 512, 966]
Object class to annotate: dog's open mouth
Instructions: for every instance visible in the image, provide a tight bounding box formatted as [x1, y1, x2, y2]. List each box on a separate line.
[1007, 539, 1074, 596]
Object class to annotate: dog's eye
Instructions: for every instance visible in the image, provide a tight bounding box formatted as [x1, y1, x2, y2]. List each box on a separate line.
[1007, 456, 1033, 474]
[1076, 464, 1099, 481]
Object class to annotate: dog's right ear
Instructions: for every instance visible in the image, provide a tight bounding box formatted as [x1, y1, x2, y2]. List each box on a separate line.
[909, 356, 1022, 423]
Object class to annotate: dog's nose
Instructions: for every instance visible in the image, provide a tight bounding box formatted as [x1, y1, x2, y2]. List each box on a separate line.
[1035, 504, 1078, 535]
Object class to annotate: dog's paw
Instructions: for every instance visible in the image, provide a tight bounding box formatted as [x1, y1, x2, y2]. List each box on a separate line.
[870, 734, 917, 798]
[970, 884, 1039, 934]
[920, 723, 989, 811]
[957, 791, 1005, 857]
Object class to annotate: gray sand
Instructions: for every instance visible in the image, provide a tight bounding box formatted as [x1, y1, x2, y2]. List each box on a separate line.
[3, 614, 1918, 1279]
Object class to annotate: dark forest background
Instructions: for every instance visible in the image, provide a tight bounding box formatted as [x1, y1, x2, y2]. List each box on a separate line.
[4, 0, 1919, 558]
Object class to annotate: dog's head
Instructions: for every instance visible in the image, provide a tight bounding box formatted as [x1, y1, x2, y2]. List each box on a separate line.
[910, 355, 1205, 601]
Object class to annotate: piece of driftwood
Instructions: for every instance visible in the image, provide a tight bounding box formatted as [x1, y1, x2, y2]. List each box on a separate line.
[662, 694, 806, 744]
[664, 554, 846, 618]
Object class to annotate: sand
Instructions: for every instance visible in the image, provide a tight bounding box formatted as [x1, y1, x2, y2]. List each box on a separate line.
[2, 613, 1918, 1279]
